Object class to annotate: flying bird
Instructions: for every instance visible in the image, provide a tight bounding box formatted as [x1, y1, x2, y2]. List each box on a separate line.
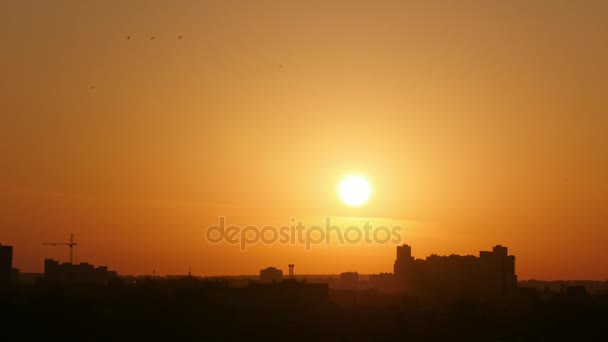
[126, 35, 131, 40]
[178, 35, 183, 40]
[151, 36, 155, 40]
[90, 86, 95, 89]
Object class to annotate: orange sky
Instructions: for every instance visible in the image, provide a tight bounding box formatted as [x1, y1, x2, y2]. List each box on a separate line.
[1, 1, 607, 280]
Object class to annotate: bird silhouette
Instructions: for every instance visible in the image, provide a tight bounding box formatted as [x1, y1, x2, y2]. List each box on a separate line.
[90, 86, 96, 89]
[126, 35, 131, 40]
[151, 36, 155, 40]
[178, 35, 183, 40]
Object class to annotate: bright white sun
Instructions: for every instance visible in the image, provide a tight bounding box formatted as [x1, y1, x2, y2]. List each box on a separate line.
[338, 175, 371, 207]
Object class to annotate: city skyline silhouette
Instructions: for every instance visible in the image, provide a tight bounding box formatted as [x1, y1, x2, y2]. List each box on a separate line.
[2, 1, 607, 280]
[1, 2, 607, 339]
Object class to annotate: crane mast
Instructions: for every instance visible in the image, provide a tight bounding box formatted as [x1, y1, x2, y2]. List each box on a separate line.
[43, 233, 78, 264]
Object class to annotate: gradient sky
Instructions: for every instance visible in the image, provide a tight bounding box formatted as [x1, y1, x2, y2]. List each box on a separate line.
[1, 0, 607, 280]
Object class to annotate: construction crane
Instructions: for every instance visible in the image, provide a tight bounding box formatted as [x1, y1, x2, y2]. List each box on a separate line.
[43, 233, 78, 264]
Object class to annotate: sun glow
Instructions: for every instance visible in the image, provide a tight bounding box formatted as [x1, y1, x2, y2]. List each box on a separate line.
[338, 175, 371, 207]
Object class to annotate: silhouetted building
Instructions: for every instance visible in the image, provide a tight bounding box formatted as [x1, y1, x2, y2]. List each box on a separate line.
[340, 271, 359, 282]
[338, 272, 359, 290]
[259, 266, 283, 283]
[11, 268, 20, 284]
[0, 243, 13, 287]
[394, 244, 517, 300]
[44, 258, 117, 285]
[369, 272, 399, 293]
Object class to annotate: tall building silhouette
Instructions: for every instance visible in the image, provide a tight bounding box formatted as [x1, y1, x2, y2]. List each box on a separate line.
[394, 244, 517, 299]
[0, 243, 13, 287]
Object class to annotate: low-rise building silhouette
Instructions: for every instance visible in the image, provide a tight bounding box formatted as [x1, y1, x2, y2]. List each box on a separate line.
[259, 266, 283, 283]
[338, 271, 359, 290]
[394, 244, 517, 300]
[369, 272, 399, 293]
[44, 258, 117, 285]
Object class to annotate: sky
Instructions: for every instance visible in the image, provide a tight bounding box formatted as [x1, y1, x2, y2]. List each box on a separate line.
[1, 0, 607, 280]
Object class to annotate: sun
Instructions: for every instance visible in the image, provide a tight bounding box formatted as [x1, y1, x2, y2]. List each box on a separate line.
[338, 175, 371, 207]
